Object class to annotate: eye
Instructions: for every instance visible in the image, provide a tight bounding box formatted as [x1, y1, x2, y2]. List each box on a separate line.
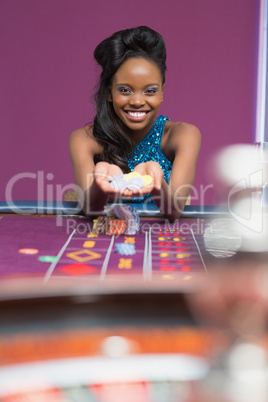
[118, 87, 132, 94]
[145, 87, 158, 95]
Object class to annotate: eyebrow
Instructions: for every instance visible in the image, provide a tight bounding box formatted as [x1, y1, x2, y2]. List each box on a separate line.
[115, 83, 160, 87]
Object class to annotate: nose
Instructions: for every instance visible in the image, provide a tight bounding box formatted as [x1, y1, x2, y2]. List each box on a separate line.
[129, 92, 145, 107]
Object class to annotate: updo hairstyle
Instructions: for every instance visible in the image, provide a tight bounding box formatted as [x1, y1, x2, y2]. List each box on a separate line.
[92, 26, 167, 171]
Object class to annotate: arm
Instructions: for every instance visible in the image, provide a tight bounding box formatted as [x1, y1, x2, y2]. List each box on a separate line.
[69, 127, 155, 216]
[161, 122, 201, 220]
[69, 127, 112, 216]
[137, 123, 201, 221]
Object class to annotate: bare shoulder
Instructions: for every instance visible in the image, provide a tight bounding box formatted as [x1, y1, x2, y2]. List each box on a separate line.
[69, 126, 103, 156]
[163, 121, 201, 156]
[166, 120, 201, 141]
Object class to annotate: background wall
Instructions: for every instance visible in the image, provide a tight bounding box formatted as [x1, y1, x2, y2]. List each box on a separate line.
[0, 0, 260, 205]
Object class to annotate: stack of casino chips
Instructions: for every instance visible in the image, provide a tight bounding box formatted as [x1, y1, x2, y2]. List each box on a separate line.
[93, 216, 111, 234]
[113, 204, 140, 235]
[106, 219, 127, 236]
[93, 206, 139, 235]
[115, 243, 136, 255]
[98, 205, 140, 235]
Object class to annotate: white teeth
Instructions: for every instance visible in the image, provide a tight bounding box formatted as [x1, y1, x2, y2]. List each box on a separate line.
[128, 111, 147, 117]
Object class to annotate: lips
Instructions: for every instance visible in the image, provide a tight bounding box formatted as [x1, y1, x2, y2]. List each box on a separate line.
[124, 110, 150, 122]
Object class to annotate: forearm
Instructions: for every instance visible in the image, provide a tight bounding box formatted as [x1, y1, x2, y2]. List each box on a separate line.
[151, 179, 187, 222]
[81, 179, 109, 218]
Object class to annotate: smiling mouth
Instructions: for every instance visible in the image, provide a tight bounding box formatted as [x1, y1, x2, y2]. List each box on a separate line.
[127, 111, 148, 117]
[125, 110, 150, 120]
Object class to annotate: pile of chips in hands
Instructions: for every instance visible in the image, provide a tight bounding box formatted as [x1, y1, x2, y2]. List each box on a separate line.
[109, 172, 153, 191]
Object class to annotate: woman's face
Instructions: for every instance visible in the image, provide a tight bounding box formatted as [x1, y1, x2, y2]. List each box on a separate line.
[109, 57, 164, 139]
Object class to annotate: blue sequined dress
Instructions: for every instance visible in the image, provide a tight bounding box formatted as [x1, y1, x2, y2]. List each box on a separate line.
[126, 114, 172, 204]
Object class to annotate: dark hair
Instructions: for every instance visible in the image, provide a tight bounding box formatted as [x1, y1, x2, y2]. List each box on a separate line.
[92, 26, 167, 172]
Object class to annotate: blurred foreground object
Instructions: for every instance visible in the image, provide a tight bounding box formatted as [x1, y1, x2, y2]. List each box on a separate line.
[209, 143, 268, 252]
[186, 263, 268, 402]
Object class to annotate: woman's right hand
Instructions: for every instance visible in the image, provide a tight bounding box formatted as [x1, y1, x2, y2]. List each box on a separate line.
[94, 161, 124, 194]
[94, 161, 160, 198]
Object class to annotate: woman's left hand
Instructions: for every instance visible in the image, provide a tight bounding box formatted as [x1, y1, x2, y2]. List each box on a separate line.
[133, 161, 163, 191]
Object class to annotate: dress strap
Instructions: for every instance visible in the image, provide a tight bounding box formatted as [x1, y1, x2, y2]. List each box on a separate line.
[154, 115, 169, 147]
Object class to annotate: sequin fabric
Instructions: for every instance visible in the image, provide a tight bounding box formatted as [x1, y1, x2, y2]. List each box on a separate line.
[126, 115, 172, 204]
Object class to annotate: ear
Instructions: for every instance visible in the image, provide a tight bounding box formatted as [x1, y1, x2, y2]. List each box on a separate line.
[108, 90, 112, 102]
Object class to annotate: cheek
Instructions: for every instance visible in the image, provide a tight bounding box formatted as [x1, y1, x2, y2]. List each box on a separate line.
[112, 95, 126, 108]
[152, 94, 163, 105]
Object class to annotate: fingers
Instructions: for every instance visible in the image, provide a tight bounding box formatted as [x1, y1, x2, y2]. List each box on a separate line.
[120, 185, 151, 197]
[94, 161, 163, 197]
[94, 162, 124, 193]
[95, 170, 109, 191]
[151, 170, 162, 191]
[149, 162, 163, 191]
[94, 162, 109, 182]
[95, 162, 123, 178]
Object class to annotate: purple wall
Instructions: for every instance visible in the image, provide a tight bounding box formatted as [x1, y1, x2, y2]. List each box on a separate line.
[0, 0, 260, 205]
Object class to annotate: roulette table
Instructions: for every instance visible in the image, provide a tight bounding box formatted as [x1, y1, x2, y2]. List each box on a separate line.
[0, 201, 227, 299]
[1, 201, 264, 401]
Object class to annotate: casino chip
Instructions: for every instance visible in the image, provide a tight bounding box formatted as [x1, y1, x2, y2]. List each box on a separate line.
[124, 176, 145, 190]
[109, 174, 127, 190]
[143, 175, 153, 186]
[106, 219, 127, 235]
[19, 248, 39, 255]
[115, 243, 136, 255]
[94, 215, 128, 235]
[39, 256, 58, 262]
[109, 172, 152, 191]
[97, 205, 140, 235]
[95, 216, 111, 234]
[125, 172, 141, 179]
[113, 204, 140, 235]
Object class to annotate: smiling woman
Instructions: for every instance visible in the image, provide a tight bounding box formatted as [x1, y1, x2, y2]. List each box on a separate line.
[108, 58, 164, 142]
[69, 26, 201, 221]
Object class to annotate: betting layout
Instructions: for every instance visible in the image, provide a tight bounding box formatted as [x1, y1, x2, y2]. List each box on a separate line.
[0, 210, 207, 287]
[47, 210, 207, 282]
